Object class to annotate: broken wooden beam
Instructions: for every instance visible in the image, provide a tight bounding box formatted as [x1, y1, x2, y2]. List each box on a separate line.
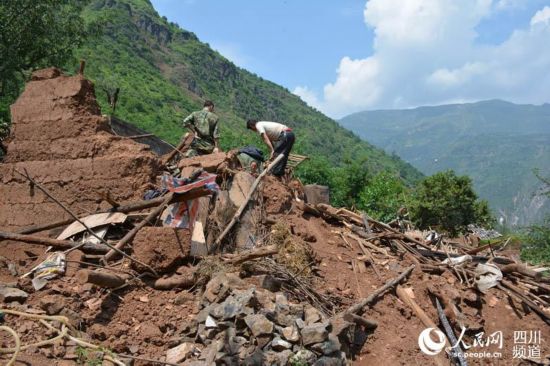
[396, 285, 449, 366]
[500, 263, 542, 281]
[343, 313, 378, 329]
[213, 154, 284, 250]
[0, 230, 108, 253]
[162, 132, 194, 165]
[499, 280, 550, 325]
[76, 269, 130, 288]
[152, 273, 196, 290]
[221, 244, 279, 265]
[343, 264, 415, 316]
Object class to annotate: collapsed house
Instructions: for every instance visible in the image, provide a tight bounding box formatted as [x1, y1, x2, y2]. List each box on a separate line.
[0, 69, 549, 366]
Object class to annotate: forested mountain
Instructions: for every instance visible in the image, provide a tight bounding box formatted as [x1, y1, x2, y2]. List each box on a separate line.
[71, 0, 421, 185]
[340, 100, 550, 225]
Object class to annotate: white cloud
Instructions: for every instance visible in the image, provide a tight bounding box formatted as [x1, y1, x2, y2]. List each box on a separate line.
[293, 86, 321, 110]
[427, 62, 488, 88]
[302, 0, 550, 118]
[531, 6, 550, 26]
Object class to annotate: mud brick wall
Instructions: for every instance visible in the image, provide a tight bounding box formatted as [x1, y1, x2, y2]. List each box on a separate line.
[0, 68, 160, 231]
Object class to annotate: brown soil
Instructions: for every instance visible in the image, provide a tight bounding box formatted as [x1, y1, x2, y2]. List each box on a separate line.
[132, 227, 191, 274]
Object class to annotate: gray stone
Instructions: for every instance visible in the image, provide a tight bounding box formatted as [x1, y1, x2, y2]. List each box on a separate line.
[196, 304, 215, 323]
[264, 349, 294, 365]
[166, 342, 198, 364]
[304, 305, 322, 325]
[196, 324, 218, 343]
[210, 288, 256, 320]
[244, 314, 273, 336]
[226, 335, 248, 356]
[39, 295, 65, 315]
[203, 272, 244, 304]
[259, 275, 282, 292]
[255, 289, 276, 312]
[205, 315, 217, 328]
[275, 292, 288, 305]
[295, 318, 306, 329]
[311, 334, 342, 355]
[0, 286, 28, 303]
[282, 324, 300, 343]
[201, 340, 221, 364]
[301, 323, 329, 346]
[273, 303, 304, 327]
[290, 349, 317, 365]
[256, 334, 272, 349]
[242, 348, 264, 366]
[313, 356, 345, 366]
[271, 337, 292, 351]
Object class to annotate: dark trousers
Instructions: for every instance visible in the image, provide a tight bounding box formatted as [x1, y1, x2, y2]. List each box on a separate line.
[272, 131, 295, 176]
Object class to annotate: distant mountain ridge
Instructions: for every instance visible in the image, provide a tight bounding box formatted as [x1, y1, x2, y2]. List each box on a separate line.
[73, 0, 421, 187]
[340, 100, 550, 225]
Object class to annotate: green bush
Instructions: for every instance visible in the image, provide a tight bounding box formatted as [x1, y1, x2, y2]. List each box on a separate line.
[409, 170, 495, 235]
[520, 217, 550, 264]
[359, 172, 410, 222]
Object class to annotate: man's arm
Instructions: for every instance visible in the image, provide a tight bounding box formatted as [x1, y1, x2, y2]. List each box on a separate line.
[182, 112, 195, 129]
[212, 116, 221, 152]
[261, 133, 275, 159]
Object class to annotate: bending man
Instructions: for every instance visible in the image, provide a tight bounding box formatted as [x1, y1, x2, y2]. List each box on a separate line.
[182, 100, 220, 157]
[246, 119, 295, 177]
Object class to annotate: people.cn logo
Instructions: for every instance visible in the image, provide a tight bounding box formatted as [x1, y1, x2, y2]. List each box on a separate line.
[418, 328, 447, 355]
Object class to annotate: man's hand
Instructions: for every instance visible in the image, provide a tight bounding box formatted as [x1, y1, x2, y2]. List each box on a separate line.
[269, 150, 275, 160]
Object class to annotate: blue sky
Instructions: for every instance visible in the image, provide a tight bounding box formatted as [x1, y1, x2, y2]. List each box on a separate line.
[151, 0, 550, 117]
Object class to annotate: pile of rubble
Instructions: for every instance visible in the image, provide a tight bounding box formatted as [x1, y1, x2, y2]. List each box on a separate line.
[166, 272, 346, 365]
[1, 68, 550, 366]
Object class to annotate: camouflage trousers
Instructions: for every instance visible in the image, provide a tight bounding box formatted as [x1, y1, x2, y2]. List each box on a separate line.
[185, 137, 215, 157]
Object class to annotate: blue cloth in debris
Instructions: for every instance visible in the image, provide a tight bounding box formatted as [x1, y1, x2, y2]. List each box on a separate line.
[239, 146, 265, 162]
[160, 172, 219, 229]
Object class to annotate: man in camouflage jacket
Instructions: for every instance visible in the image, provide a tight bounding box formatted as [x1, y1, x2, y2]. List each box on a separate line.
[182, 100, 220, 157]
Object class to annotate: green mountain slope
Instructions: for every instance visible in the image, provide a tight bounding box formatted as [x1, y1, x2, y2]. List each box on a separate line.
[340, 100, 550, 225]
[71, 0, 421, 185]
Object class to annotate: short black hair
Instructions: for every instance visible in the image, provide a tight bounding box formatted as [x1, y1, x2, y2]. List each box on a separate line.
[246, 119, 257, 130]
[204, 100, 214, 108]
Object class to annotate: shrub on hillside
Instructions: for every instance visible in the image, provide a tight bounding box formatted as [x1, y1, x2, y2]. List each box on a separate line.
[409, 170, 494, 236]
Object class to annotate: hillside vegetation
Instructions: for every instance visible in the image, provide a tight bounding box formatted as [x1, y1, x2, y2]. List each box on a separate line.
[340, 100, 550, 225]
[71, 0, 421, 192]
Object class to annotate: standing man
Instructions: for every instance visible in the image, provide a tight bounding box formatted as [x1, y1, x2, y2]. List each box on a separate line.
[246, 119, 295, 177]
[182, 100, 220, 157]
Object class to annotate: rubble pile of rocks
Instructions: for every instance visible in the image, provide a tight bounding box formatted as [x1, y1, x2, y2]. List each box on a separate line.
[166, 273, 347, 365]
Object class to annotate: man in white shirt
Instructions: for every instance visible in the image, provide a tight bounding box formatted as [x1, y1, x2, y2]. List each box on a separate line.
[246, 119, 295, 177]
